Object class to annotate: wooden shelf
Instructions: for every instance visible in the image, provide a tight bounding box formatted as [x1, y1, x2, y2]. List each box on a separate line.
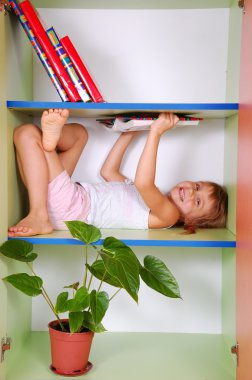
[7, 331, 235, 380]
[8, 228, 236, 248]
[7, 101, 239, 118]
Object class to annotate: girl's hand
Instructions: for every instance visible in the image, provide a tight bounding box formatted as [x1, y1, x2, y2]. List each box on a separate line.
[150, 112, 179, 135]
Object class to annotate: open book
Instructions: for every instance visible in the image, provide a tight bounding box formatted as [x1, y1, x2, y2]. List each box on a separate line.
[97, 115, 202, 132]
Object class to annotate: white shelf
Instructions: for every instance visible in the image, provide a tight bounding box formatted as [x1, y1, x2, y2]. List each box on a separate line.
[7, 101, 239, 119]
[7, 331, 235, 380]
[32, 0, 235, 9]
[9, 228, 236, 248]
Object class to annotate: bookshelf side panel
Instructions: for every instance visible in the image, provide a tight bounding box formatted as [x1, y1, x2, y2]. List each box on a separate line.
[225, 0, 242, 103]
[222, 248, 236, 367]
[6, 11, 33, 101]
[224, 114, 238, 235]
[1, 13, 33, 379]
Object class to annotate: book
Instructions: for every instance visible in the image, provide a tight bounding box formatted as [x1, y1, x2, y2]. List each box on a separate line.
[60, 35, 105, 103]
[10, 0, 69, 102]
[46, 27, 91, 103]
[19, 0, 81, 102]
[97, 115, 202, 132]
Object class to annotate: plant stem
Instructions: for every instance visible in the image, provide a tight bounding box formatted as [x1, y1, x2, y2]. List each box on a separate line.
[87, 248, 102, 291]
[97, 268, 108, 292]
[27, 263, 66, 332]
[83, 244, 88, 287]
[87, 274, 93, 291]
[97, 279, 103, 292]
[41, 289, 66, 332]
[109, 288, 122, 301]
[27, 264, 54, 308]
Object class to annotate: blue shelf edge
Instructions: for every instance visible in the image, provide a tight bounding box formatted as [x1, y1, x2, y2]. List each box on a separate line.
[7, 100, 239, 111]
[8, 236, 236, 247]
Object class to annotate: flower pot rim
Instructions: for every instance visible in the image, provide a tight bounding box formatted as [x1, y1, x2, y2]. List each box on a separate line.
[48, 319, 93, 336]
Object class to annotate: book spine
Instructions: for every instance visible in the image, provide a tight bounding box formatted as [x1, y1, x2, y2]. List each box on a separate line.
[60, 35, 105, 103]
[10, 0, 69, 102]
[19, 0, 81, 102]
[46, 27, 91, 103]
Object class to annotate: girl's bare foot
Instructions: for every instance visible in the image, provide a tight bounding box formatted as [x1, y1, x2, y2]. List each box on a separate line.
[8, 214, 53, 237]
[41, 108, 69, 152]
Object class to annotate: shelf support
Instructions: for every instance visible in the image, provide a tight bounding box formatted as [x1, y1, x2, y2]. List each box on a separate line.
[1, 337, 11, 363]
[231, 343, 239, 367]
[238, 0, 246, 13]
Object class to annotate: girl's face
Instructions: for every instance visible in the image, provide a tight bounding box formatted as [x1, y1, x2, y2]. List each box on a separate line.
[169, 181, 214, 223]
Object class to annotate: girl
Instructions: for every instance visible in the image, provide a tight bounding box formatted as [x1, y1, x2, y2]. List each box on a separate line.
[8, 110, 227, 237]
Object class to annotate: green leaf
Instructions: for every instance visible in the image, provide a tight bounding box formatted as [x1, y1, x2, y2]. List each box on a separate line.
[90, 290, 109, 325]
[87, 260, 122, 288]
[68, 286, 90, 312]
[101, 237, 140, 302]
[0, 240, 37, 262]
[82, 311, 106, 333]
[65, 221, 101, 244]
[3, 273, 42, 296]
[69, 312, 84, 333]
[55, 292, 69, 313]
[140, 255, 181, 298]
[103, 237, 134, 252]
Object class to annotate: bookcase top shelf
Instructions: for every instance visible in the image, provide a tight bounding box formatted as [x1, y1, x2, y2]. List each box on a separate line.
[32, 0, 235, 9]
[7, 101, 239, 119]
[9, 228, 236, 248]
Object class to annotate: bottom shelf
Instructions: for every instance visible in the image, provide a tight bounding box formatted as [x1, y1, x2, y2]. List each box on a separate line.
[7, 332, 235, 380]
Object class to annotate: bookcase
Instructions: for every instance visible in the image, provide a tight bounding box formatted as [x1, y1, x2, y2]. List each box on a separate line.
[0, 1, 249, 379]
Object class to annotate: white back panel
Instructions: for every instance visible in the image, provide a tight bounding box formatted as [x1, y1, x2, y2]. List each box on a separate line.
[32, 8, 229, 333]
[33, 8, 229, 103]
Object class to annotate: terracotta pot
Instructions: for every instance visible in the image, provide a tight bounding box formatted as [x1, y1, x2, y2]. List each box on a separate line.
[48, 319, 94, 376]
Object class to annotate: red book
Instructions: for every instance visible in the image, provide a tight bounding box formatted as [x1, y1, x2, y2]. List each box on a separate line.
[61, 36, 105, 103]
[19, 0, 81, 102]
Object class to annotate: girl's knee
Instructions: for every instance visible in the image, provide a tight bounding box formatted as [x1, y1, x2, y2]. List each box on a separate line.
[13, 123, 41, 145]
[72, 123, 88, 143]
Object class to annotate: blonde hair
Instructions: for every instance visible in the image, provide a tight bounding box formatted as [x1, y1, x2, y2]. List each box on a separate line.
[184, 182, 228, 229]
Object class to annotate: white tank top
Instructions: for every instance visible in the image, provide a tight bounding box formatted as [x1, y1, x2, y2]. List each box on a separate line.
[80, 181, 150, 229]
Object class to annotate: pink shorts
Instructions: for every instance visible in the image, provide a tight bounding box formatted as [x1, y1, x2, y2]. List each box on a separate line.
[47, 170, 91, 230]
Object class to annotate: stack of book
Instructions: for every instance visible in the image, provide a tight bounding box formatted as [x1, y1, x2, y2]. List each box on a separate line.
[10, 0, 105, 102]
[97, 115, 202, 132]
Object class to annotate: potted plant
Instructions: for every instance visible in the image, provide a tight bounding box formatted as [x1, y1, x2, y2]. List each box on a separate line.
[0, 221, 181, 376]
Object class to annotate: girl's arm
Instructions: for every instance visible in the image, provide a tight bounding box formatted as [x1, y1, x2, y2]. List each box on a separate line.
[134, 113, 180, 225]
[100, 131, 140, 182]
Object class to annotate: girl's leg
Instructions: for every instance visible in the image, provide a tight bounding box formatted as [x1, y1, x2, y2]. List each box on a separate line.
[8, 123, 54, 237]
[9, 109, 88, 237]
[45, 125, 88, 180]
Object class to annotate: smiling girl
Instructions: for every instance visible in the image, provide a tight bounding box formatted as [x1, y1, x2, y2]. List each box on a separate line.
[8, 111, 227, 237]
[101, 112, 227, 230]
